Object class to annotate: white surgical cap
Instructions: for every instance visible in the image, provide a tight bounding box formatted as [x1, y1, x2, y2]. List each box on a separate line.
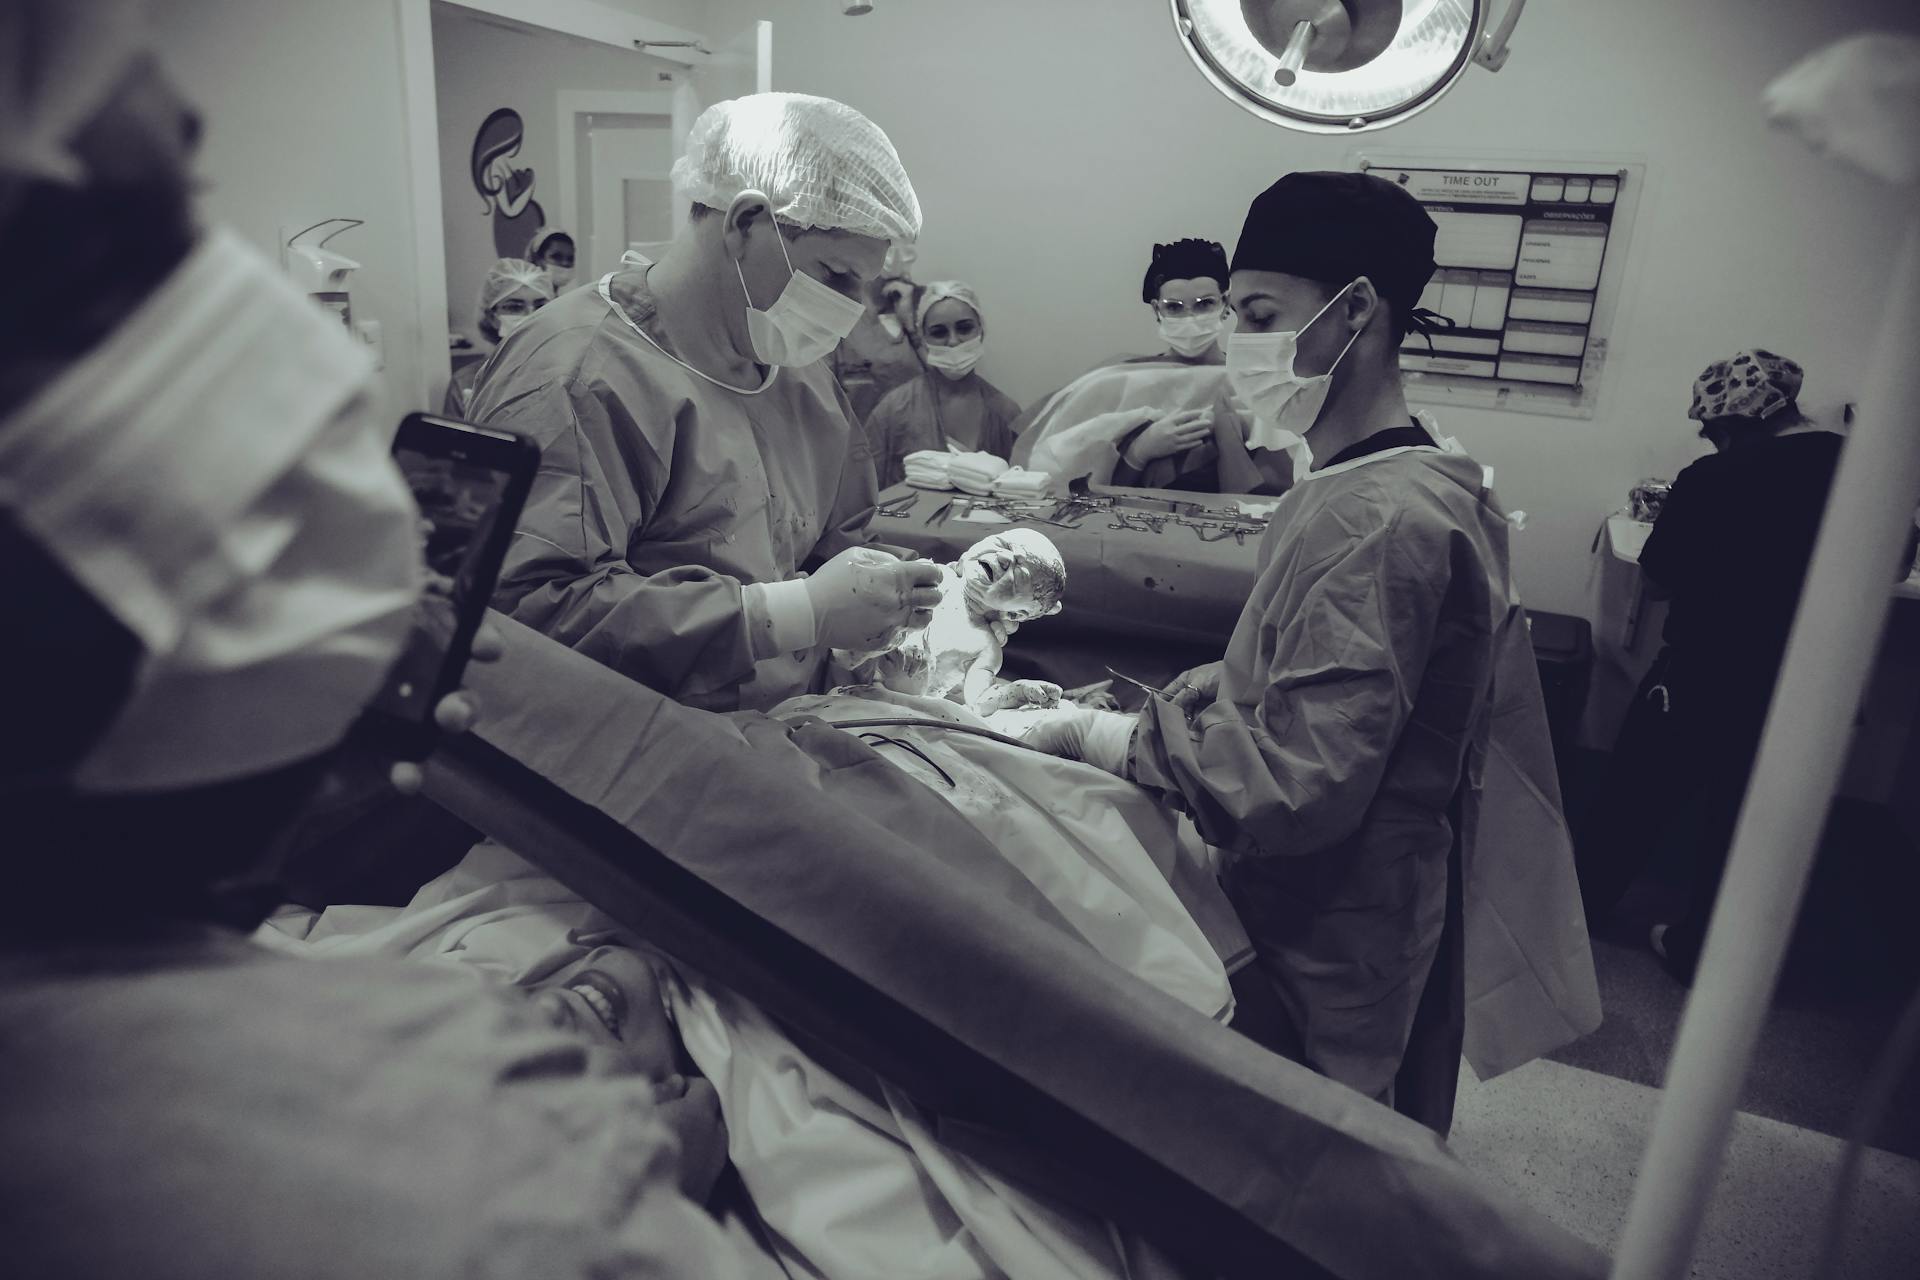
[0, 0, 152, 183]
[671, 92, 922, 242]
[915, 280, 981, 332]
[480, 258, 555, 312]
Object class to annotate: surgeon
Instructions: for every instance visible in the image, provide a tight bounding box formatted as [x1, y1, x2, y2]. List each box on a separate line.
[862, 279, 1023, 487]
[1020, 172, 1597, 1131]
[0, 4, 745, 1272]
[444, 256, 553, 416]
[468, 93, 943, 712]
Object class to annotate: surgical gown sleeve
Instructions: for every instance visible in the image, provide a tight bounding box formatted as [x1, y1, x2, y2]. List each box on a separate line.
[487, 376, 777, 701]
[1130, 500, 1451, 858]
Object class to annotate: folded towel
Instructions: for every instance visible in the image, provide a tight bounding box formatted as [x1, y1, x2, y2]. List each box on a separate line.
[947, 451, 1010, 496]
[990, 467, 1053, 499]
[902, 449, 955, 490]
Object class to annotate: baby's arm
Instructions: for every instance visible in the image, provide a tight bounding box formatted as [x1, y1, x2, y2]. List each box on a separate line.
[961, 647, 1002, 710]
[963, 635, 1063, 713]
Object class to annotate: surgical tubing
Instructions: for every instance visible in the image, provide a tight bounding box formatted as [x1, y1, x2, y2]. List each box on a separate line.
[817, 717, 1045, 754]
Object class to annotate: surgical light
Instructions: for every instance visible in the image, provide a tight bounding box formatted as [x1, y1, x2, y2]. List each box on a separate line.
[1170, 0, 1527, 133]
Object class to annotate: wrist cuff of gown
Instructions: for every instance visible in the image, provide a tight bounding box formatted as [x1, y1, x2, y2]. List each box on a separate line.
[1084, 711, 1138, 776]
[745, 579, 817, 658]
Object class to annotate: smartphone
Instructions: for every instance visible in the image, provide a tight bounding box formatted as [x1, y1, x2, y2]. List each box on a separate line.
[360, 413, 539, 757]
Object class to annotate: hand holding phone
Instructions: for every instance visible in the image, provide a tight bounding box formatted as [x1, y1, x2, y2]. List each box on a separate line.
[360, 413, 538, 760]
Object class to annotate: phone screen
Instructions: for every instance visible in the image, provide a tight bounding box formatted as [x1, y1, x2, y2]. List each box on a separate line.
[398, 445, 512, 584]
[363, 418, 535, 753]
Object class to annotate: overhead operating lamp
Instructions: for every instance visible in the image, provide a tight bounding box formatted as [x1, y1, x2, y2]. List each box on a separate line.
[1170, 0, 1527, 132]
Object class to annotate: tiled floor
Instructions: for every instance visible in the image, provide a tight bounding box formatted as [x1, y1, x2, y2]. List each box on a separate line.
[1450, 768, 1920, 1276]
[1451, 1059, 1920, 1279]
[1557, 764, 1920, 1158]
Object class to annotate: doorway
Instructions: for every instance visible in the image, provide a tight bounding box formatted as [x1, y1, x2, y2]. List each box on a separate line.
[400, 0, 772, 409]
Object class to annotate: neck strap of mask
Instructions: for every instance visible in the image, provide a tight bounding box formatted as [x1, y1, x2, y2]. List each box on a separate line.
[599, 269, 775, 396]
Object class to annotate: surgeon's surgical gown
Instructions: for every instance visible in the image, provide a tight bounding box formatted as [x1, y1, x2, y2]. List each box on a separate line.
[467, 274, 878, 712]
[1131, 442, 1599, 1104]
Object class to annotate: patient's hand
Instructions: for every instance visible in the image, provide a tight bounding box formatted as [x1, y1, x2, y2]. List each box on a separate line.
[653, 1075, 729, 1203]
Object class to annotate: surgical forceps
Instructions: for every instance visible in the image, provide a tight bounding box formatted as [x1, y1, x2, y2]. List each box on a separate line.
[1108, 510, 1168, 534]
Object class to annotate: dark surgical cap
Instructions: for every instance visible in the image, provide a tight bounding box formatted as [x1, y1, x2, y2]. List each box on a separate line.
[1231, 171, 1441, 322]
[1141, 238, 1230, 303]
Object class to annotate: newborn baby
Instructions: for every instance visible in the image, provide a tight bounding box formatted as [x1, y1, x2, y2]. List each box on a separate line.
[838, 528, 1067, 714]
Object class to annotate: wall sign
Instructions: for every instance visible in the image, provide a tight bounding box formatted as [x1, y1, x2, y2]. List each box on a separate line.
[470, 107, 547, 258]
[1370, 164, 1627, 388]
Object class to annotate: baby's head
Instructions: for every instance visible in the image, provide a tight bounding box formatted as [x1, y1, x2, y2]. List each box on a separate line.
[959, 528, 1066, 625]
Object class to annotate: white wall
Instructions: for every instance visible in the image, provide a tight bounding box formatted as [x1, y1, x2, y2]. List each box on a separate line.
[699, 0, 1917, 688]
[432, 3, 677, 347]
[155, 0, 432, 422]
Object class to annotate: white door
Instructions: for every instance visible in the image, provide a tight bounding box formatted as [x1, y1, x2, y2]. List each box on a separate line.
[575, 110, 675, 281]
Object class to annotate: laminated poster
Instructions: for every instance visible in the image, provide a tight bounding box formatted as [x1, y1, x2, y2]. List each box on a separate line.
[1366, 166, 1627, 389]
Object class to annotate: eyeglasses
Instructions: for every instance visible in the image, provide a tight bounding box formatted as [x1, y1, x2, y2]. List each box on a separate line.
[1153, 296, 1225, 319]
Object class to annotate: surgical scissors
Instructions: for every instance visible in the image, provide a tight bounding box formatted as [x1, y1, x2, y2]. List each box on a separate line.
[1105, 666, 1176, 703]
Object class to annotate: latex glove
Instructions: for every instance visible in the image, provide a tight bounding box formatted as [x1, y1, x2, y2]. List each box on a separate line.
[806, 546, 944, 652]
[1020, 706, 1136, 774]
[1162, 661, 1224, 717]
[1122, 407, 1213, 468]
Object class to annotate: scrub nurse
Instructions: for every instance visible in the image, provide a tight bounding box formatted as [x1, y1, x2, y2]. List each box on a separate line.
[1021, 172, 1597, 1132]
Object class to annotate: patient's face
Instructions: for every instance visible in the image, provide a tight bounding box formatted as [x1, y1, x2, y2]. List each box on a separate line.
[526, 946, 678, 1080]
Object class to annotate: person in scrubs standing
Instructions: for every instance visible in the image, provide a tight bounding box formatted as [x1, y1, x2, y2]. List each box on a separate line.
[1020, 172, 1597, 1133]
[862, 280, 1023, 487]
[469, 93, 943, 712]
[1576, 353, 1906, 981]
[525, 225, 577, 291]
[444, 257, 553, 417]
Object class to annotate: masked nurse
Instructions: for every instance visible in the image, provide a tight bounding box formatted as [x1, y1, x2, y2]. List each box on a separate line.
[467, 94, 944, 712]
[1021, 172, 1598, 1132]
[862, 280, 1023, 488]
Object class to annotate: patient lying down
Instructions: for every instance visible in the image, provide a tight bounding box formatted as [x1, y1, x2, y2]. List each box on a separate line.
[837, 528, 1067, 715]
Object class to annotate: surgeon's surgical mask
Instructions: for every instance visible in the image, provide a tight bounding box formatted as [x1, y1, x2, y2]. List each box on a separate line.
[0, 226, 423, 793]
[735, 226, 865, 367]
[544, 266, 575, 291]
[1158, 312, 1225, 359]
[1226, 280, 1363, 461]
[496, 311, 532, 338]
[925, 335, 984, 379]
